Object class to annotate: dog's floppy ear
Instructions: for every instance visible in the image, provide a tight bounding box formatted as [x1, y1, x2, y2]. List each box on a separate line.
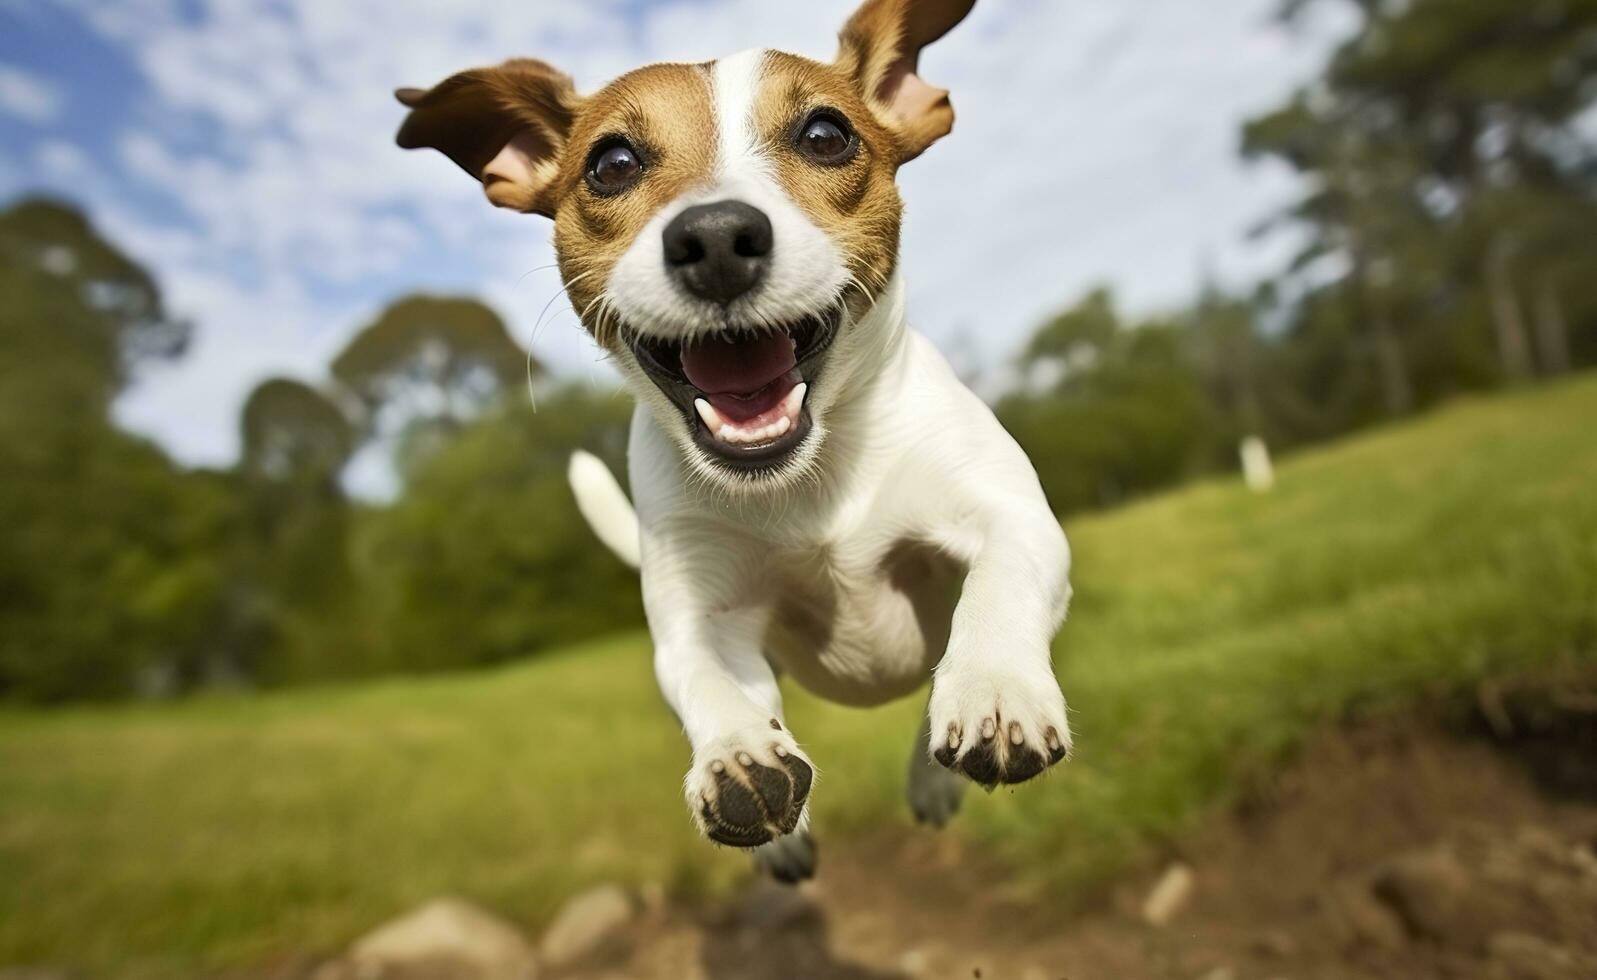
[836, 0, 975, 163]
[395, 59, 582, 217]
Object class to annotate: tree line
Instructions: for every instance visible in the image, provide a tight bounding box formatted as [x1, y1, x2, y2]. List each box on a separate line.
[2, 0, 1594, 701]
[1001, 0, 1597, 511]
[0, 200, 639, 701]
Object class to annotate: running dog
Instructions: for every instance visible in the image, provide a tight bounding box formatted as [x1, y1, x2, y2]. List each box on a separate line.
[396, 0, 1071, 883]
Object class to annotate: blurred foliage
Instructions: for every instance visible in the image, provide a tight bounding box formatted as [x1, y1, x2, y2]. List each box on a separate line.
[0, 201, 227, 701]
[1008, 0, 1597, 513]
[355, 390, 639, 673]
[241, 378, 355, 484]
[3, 0, 1597, 701]
[998, 289, 1220, 512]
[330, 294, 541, 476]
[0, 199, 635, 700]
[1246, 0, 1597, 409]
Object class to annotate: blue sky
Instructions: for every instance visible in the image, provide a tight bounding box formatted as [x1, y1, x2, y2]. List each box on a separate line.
[0, 0, 1349, 494]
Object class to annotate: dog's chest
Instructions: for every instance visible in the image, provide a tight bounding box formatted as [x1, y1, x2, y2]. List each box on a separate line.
[759, 534, 964, 706]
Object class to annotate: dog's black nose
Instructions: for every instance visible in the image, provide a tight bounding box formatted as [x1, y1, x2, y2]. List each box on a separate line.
[662, 200, 773, 306]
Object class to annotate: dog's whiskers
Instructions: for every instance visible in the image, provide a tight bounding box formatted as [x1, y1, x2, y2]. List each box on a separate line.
[524, 269, 601, 409]
[514, 262, 564, 289]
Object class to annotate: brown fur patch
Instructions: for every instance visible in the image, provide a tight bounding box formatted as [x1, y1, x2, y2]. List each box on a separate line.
[552, 63, 718, 348]
[754, 51, 905, 314]
[837, 0, 971, 161]
[395, 59, 584, 217]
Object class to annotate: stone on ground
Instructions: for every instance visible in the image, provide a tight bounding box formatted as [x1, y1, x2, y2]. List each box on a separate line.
[538, 884, 635, 970]
[320, 897, 537, 980]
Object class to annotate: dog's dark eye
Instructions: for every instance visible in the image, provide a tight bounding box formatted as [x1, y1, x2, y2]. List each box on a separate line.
[587, 140, 642, 194]
[795, 113, 855, 165]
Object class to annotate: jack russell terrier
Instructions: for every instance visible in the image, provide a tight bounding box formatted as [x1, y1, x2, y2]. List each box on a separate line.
[397, 0, 1071, 883]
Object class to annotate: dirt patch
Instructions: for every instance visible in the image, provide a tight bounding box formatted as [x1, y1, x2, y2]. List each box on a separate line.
[557, 674, 1597, 980]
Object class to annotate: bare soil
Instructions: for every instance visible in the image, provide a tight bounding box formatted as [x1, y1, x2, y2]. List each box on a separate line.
[558, 674, 1597, 980]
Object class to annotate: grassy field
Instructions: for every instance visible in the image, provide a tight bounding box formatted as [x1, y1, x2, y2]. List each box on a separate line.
[4, 376, 1597, 977]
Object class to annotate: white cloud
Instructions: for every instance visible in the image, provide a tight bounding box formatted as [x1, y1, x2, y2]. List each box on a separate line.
[0, 63, 64, 122]
[34, 139, 90, 177]
[35, 0, 1347, 478]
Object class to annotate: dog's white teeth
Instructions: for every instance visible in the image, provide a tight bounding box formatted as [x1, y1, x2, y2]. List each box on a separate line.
[702, 383, 805, 448]
[717, 420, 777, 446]
[784, 383, 808, 420]
[695, 398, 724, 433]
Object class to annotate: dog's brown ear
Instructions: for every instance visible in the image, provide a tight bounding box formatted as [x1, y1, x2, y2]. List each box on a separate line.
[836, 0, 975, 163]
[395, 59, 582, 216]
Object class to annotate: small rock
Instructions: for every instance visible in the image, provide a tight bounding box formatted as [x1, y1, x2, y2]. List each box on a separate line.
[1142, 863, 1195, 926]
[1249, 930, 1298, 959]
[538, 884, 635, 970]
[896, 946, 933, 976]
[1318, 877, 1407, 951]
[339, 897, 537, 980]
[1487, 931, 1597, 980]
[637, 880, 666, 914]
[1372, 849, 1475, 945]
[1570, 842, 1597, 880]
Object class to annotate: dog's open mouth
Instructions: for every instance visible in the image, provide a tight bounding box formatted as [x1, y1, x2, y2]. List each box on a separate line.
[627, 307, 840, 470]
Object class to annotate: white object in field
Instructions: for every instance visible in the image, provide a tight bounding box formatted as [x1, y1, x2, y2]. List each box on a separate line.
[1142, 862, 1196, 926]
[1239, 435, 1275, 493]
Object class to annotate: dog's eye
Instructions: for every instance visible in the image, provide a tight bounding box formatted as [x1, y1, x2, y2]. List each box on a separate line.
[795, 112, 856, 166]
[586, 140, 642, 195]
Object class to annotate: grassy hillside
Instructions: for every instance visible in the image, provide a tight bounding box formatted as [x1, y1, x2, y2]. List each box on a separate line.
[4, 376, 1597, 977]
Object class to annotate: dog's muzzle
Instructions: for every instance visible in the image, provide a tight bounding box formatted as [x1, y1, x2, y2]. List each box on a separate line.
[627, 306, 841, 472]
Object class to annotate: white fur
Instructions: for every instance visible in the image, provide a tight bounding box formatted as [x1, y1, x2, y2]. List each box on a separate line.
[714, 49, 766, 182]
[581, 274, 1072, 849]
[575, 48, 1073, 860]
[566, 450, 640, 568]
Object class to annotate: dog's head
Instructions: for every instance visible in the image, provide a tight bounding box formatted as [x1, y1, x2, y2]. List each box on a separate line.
[397, 0, 974, 490]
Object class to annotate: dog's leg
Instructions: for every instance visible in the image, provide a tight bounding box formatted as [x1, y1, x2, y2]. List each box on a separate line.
[652, 605, 815, 858]
[928, 502, 1074, 786]
[752, 827, 817, 884]
[906, 707, 966, 826]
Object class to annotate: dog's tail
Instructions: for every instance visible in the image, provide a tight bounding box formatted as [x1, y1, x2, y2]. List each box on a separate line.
[567, 450, 640, 569]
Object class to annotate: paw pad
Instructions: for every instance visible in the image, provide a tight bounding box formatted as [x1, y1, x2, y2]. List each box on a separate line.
[934, 718, 1067, 788]
[697, 745, 812, 847]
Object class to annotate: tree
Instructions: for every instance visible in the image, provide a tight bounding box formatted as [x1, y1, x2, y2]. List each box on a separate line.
[999, 289, 1220, 513]
[228, 378, 362, 684]
[330, 296, 538, 471]
[1255, 0, 1597, 393]
[0, 200, 229, 700]
[0, 197, 188, 398]
[1244, 95, 1446, 415]
[240, 378, 355, 485]
[356, 387, 641, 673]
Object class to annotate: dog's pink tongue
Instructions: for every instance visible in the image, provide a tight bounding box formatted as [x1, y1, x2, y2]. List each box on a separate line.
[680, 331, 796, 396]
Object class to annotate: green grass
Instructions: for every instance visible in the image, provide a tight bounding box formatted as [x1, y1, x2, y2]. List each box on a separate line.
[5, 376, 1597, 977]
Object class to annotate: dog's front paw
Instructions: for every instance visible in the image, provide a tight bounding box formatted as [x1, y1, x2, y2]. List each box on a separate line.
[928, 664, 1071, 788]
[686, 730, 813, 848]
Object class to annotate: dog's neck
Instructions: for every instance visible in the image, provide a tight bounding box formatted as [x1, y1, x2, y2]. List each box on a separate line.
[763, 269, 914, 498]
[827, 270, 912, 411]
